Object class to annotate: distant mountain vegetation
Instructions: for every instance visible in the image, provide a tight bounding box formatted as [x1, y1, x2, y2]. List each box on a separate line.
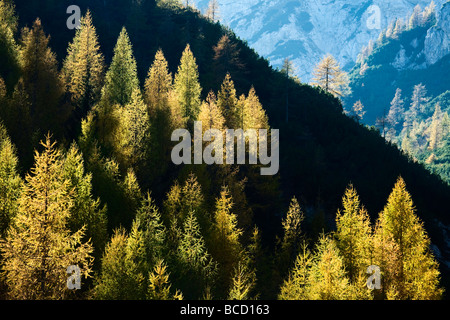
[346, 2, 450, 186]
[346, 1, 450, 125]
[195, 0, 446, 82]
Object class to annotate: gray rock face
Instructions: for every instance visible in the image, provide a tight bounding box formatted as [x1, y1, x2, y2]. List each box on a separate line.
[196, 0, 446, 82]
[425, 2, 450, 65]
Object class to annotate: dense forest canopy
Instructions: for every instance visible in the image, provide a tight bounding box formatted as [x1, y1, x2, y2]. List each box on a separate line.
[0, 0, 448, 300]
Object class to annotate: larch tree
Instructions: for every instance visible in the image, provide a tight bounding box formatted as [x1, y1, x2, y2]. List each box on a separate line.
[405, 84, 429, 128]
[19, 19, 66, 138]
[278, 243, 313, 300]
[349, 100, 366, 123]
[144, 49, 174, 182]
[173, 44, 202, 130]
[205, 0, 220, 22]
[115, 88, 151, 172]
[307, 234, 351, 300]
[62, 10, 105, 119]
[311, 54, 349, 98]
[228, 258, 257, 300]
[277, 197, 304, 278]
[93, 227, 147, 300]
[198, 91, 225, 133]
[164, 173, 205, 226]
[427, 103, 444, 151]
[62, 143, 108, 262]
[101, 27, 139, 107]
[134, 193, 167, 268]
[217, 73, 238, 128]
[175, 211, 217, 299]
[0, 124, 22, 238]
[334, 185, 372, 283]
[392, 18, 405, 38]
[242, 87, 269, 131]
[409, 5, 423, 29]
[0, 0, 20, 91]
[375, 177, 443, 299]
[148, 260, 183, 300]
[385, 21, 395, 39]
[422, 1, 437, 25]
[4, 77, 33, 169]
[213, 35, 245, 84]
[386, 88, 405, 141]
[144, 49, 172, 113]
[211, 186, 244, 298]
[0, 136, 93, 299]
[373, 218, 402, 299]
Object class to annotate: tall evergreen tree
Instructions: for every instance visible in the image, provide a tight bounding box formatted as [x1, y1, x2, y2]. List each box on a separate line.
[409, 5, 423, 29]
[405, 84, 428, 129]
[62, 10, 105, 119]
[144, 49, 174, 184]
[2, 78, 32, 164]
[213, 35, 245, 85]
[0, 123, 22, 238]
[334, 185, 372, 283]
[427, 103, 444, 151]
[349, 100, 366, 123]
[386, 88, 405, 141]
[281, 58, 296, 123]
[210, 186, 243, 297]
[19, 19, 66, 138]
[175, 211, 217, 299]
[205, 0, 220, 22]
[173, 44, 202, 129]
[373, 219, 402, 299]
[164, 173, 205, 226]
[0, 0, 20, 91]
[278, 243, 313, 300]
[93, 227, 147, 300]
[311, 54, 349, 98]
[277, 197, 304, 278]
[135, 193, 167, 269]
[0, 136, 93, 299]
[217, 73, 238, 128]
[148, 259, 183, 300]
[228, 258, 257, 300]
[242, 87, 269, 130]
[375, 177, 443, 299]
[62, 143, 108, 262]
[308, 235, 350, 300]
[101, 27, 139, 107]
[116, 88, 151, 172]
[144, 49, 173, 113]
[198, 91, 225, 133]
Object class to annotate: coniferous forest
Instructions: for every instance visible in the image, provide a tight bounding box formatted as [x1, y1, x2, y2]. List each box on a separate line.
[0, 0, 449, 301]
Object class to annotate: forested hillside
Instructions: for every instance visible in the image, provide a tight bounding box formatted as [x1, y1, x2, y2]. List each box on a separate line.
[0, 0, 449, 299]
[347, 2, 450, 186]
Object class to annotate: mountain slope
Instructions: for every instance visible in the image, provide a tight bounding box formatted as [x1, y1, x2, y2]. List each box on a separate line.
[196, 0, 446, 82]
[6, 0, 450, 295]
[346, 1, 450, 125]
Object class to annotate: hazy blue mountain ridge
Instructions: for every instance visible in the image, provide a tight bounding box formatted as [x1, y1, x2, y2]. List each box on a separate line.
[196, 0, 446, 82]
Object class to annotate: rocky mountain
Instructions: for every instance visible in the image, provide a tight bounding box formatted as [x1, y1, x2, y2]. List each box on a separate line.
[196, 0, 446, 82]
[346, 0, 450, 125]
[424, 1, 450, 65]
